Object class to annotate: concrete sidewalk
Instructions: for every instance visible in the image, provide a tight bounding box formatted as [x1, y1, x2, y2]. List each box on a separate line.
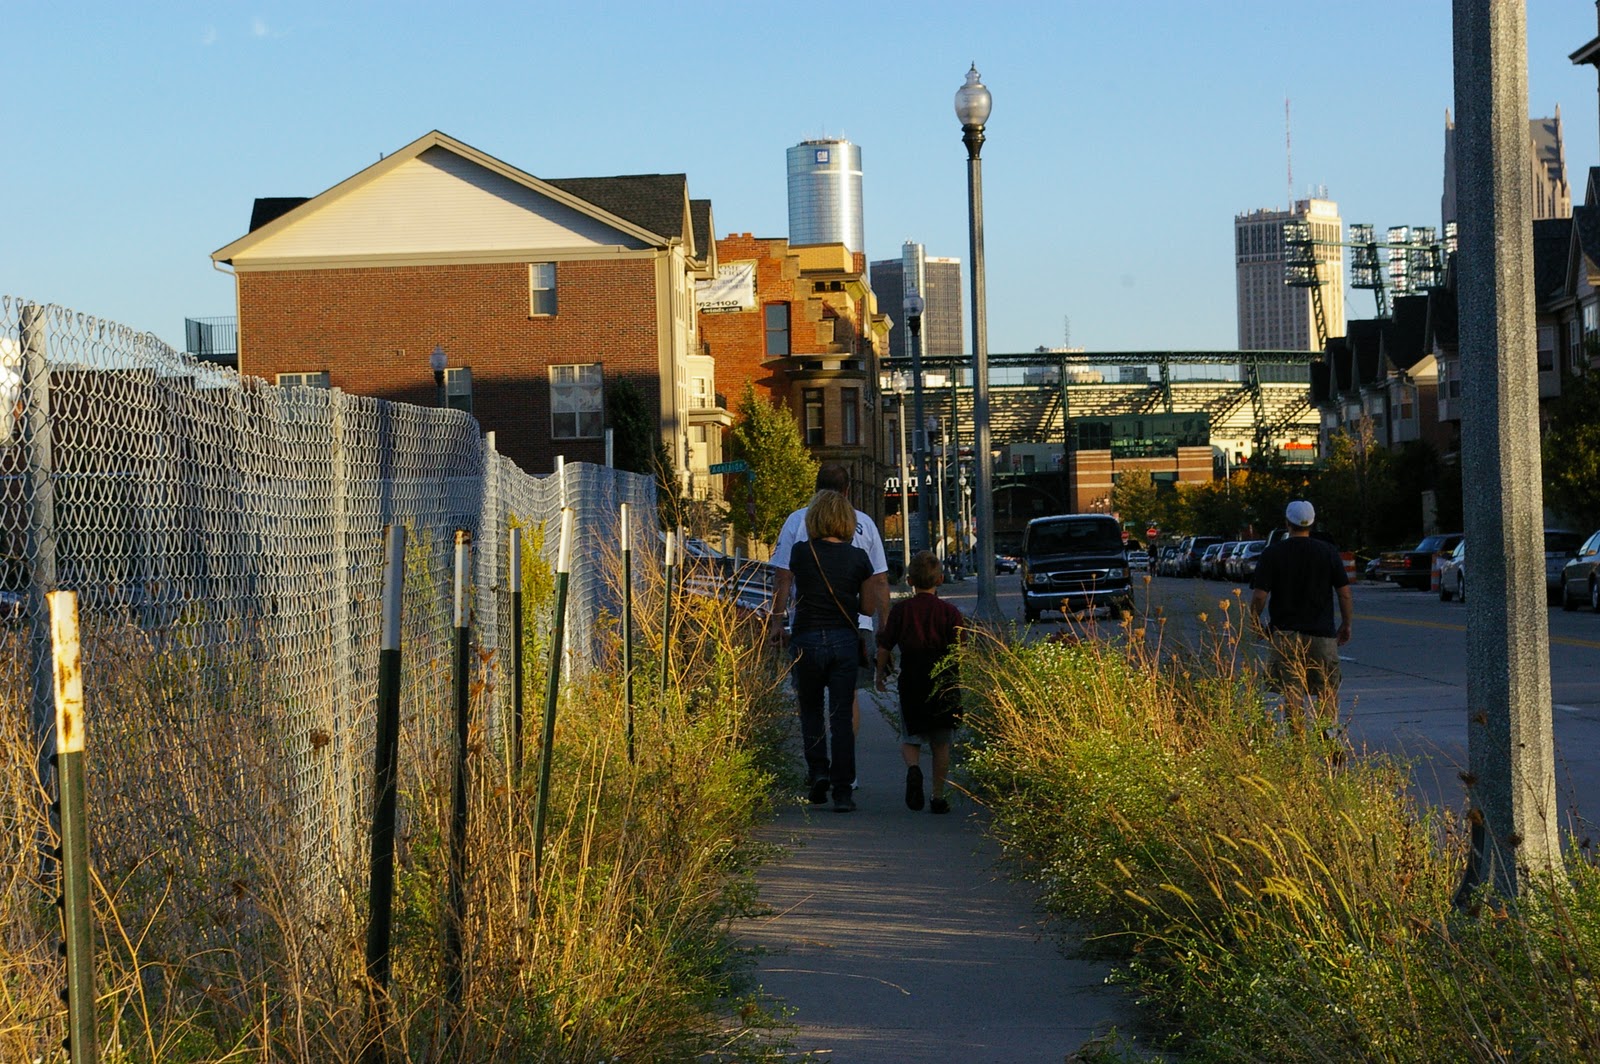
[737, 683, 1139, 1063]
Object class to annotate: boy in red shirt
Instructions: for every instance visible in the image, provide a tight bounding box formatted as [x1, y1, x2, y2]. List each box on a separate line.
[875, 551, 965, 814]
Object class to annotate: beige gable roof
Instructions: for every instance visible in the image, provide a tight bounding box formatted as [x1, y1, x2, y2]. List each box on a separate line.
[213, 131, 669, 268]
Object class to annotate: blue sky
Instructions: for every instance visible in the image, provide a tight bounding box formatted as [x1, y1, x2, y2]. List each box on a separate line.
[6, 1, 1599, 355]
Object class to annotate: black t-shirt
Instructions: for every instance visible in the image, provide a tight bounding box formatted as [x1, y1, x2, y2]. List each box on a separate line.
[1251, 535, 1348, 636]
[790, 538, 874, 633]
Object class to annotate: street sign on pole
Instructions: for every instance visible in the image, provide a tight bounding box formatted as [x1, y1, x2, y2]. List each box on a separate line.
[708, 459, 750, 475]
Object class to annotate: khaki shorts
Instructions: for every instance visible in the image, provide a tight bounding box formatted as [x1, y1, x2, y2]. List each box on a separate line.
[1266, 630, 1341, 700]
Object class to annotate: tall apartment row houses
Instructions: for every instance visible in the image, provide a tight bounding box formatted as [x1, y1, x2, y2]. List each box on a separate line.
[212, 130, 894, 530]
[212, 130, 730, 491]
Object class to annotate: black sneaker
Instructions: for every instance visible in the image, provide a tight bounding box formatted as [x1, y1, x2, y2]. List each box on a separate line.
[929, 796, 950, 815]
[904, 765, 925, 811]
[833, 790, 856, 812]
[809, 778, 831, 805]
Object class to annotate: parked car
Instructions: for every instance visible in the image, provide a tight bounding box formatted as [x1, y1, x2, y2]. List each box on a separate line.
[1376, 533, 1463, 590]
[1233, 539, 1267, 581]
[995, 554, 1019, 574]
[1438, 540, 1466, 602]
[1199, 542, 1231, 579]
[1559, 528, 1600, 612]
[1544, 529, 1585, 605]
[1173, 535, 1223, 577]
[1020, 513, 1133, 622]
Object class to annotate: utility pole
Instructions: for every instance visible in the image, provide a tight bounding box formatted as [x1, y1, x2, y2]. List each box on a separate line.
[1452, 0, 1562, 900]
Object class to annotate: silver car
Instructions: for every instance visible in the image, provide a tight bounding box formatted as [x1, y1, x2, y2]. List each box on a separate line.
[1438, 540, 1466, 602]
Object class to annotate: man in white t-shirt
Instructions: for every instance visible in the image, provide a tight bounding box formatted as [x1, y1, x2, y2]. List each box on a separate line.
[767, 464, 890, 744]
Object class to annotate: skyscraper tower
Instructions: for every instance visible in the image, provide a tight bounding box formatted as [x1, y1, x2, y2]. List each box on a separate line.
[870, 242, 965, 357]
[1235, 197, 1345, 350]
[787, 139, 865, 253]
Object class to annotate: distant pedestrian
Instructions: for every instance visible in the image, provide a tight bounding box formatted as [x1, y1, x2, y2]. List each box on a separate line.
[776, 490, 876, 812]
[769, 463, 889, 746]
[876, 550, 965, 814]
[1249, 500, 1353, 734]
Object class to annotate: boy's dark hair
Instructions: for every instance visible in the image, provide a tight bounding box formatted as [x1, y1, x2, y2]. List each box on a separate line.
[815, 463, 851, 494]
[908, 550, 943, 590]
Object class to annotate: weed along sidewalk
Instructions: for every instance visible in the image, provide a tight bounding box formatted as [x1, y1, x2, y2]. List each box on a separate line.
[738, 684, 1138, 1063]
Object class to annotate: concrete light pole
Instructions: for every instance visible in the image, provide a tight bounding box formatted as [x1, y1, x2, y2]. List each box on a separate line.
[957, 63, 1002, 624]
[1452, 0, 1562, 900]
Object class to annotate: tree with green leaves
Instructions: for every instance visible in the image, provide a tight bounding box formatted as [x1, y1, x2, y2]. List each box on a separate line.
[1110, 468, 1160, 538]
[727, 381, 817, 545]
[1542, 367, 1600, 531]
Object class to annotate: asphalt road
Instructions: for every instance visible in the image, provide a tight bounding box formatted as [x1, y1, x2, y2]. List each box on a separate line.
[941, 567, 1600, 840]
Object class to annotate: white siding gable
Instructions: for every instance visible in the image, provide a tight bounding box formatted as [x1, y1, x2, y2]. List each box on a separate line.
[234, 147, 650, 263]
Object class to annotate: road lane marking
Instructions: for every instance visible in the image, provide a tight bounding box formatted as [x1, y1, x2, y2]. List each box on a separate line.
[1363, 613, 1600, 650]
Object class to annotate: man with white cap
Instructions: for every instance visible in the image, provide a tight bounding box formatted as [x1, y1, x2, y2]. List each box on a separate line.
[1249, 499, 1353, 731]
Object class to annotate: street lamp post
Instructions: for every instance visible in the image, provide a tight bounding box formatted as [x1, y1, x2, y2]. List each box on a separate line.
[905, 293, 931, 553]
[430, 344, 448, 408]
[957, 63, 1002, 624]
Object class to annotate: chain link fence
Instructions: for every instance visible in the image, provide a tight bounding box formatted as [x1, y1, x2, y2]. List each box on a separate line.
[0, 297, 656, 909]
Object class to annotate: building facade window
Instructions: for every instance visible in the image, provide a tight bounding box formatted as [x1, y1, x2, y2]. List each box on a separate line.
[530, 262, 558, 316]
[690, 375, 711, 409]
[803, 388, 824, 446]
[550, 363, 603, 439]
[276, 371, 330, 388]
[840, 387, 859, 445]
[445, 367, 473, 414]
[765, 303, 791, 357]
[1538, 326, 1556, 372]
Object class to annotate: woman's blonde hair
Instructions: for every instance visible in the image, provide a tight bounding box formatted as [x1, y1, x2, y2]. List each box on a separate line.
[804, 490, 856, 541]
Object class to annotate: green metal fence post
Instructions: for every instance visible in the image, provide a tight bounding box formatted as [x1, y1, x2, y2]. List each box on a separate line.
[509, 527, 524, 777]
[362, 526, 405, 1064]
[50, 591, 96, 1064]
[532, 509, 574, 890]
[443, 530, 472, 1023]
[620, 504, 634, 764]
[660, 528, 675, 709]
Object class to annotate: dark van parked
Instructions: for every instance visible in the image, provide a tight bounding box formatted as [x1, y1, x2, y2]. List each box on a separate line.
[1020, 513, 1133, 622]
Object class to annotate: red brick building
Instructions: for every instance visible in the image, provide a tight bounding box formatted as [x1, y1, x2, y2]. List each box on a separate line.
[697, 234, 891, 528]
[213, 130, 729, 481]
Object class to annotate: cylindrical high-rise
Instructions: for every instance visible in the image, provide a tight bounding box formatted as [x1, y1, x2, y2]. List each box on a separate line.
[787, 139, 864, 252]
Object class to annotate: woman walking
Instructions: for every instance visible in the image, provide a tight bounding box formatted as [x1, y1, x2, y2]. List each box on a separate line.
[786, 490, 875, 812]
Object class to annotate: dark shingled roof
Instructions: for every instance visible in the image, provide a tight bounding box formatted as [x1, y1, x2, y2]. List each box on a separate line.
[250, 197, 309, 232]
[1425, 283, 1458, 351]
[690, 199, 713, 263]
[1386, 295, 1431, 372]
[545, 174, 689, 243]
[1309, 360, 1333, 405]
[1346, 318, 1389, 387]
[1573, 204, 1600, 278]
[1327, 337, 1355, 394]
[1533, 217, 1572, 302]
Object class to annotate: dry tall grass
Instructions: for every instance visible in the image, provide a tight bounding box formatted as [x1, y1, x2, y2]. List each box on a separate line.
[963, 599, 1600, 1062]
[2, 547, 795, 1062]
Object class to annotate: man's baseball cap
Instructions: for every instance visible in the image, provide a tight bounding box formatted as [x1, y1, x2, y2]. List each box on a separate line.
[1285, 500, 1316, 528]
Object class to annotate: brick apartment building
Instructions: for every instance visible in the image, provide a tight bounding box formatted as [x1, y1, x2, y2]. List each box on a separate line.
[212, 130, 729, 483]
[698, 234, 891, 530]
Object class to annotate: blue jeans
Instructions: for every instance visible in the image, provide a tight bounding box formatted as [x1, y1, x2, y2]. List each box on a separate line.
[789, 626, 858, 793]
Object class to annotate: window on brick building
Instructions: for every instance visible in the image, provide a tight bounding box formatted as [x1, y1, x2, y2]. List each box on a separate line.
[276, 371, 330, 389]
[765, 303, 790, 357]
[530, 262, 558, 316]
[840, 388, 859, 445]
[551, 363, 603, 439]
[445, 367, 473, 414]
[803, 388, 824, 446]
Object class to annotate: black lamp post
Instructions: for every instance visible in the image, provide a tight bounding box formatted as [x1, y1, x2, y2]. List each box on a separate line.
[905, 292, 931, 553]
[430, 344, 447, 408]
[957, 63, 1002, 624]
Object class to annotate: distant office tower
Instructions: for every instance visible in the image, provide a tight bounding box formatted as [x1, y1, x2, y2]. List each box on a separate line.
[787, 139, 865, 253]
[1441, 108, 1571, 227]
[870, 243, 964, 357]
[1235, 198, 1346, 351]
